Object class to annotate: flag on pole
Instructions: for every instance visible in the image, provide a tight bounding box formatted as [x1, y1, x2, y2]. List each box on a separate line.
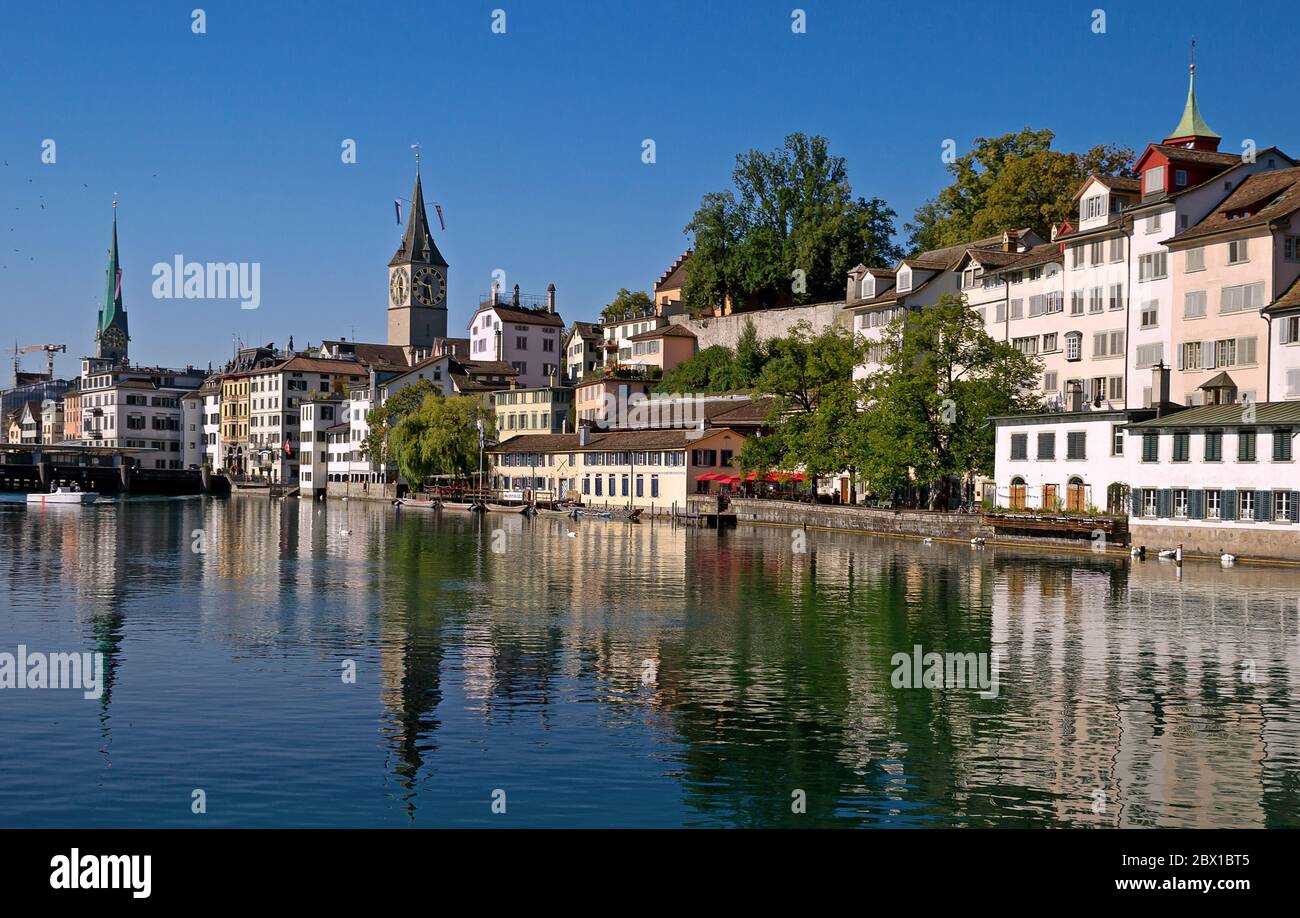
[394, 199, 402, 225]
[434, 204, 445, 231]
[284, 437, 292, 458]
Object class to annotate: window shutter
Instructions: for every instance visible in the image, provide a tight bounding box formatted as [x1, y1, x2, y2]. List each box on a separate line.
[1188, 489, 1203, 519]
[1256, 490, 1272, 522]
[1222, 490, 1237, 521]
[1292, 492, 1300, 523]
[1282, 321, 1295, 345]
[1240, 336, 1257, 366]
[1130, 488, 1142, 517]
[1159, 489, 1172, 518]
[1176, 346, 1185, 370]
[1203, 341, 1217, 369]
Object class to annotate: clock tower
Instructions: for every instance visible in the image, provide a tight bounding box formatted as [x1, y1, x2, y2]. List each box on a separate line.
[388, 168, 449, 350]
[95, 205, 130, 365]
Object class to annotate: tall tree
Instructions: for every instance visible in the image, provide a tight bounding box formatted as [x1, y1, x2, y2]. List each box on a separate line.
[740, 322, 866, 481]
[600, 288, 654, 323]
[388, 392, 494, 486]
[682, 133, 902, 314]
[906, 128, 1134, 252]
[854, 294, 1042, 508]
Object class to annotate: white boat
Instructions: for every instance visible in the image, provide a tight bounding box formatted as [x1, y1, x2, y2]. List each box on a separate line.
[27, 489, 99, 506]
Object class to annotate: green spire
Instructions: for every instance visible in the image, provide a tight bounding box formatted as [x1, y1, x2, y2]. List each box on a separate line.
[100, 206, 126, 337]
[1169, 63, 1219, 141]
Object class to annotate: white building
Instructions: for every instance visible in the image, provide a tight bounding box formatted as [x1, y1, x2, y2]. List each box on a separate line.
[298, 396, 344, 498]
[180, 390, 205, 469]
[246, 355, 366, 484]
[78, 359, 205, 467]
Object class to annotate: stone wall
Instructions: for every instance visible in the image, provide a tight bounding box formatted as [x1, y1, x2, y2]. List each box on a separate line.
[668, 301, 846, 350]
[729, 499, 986, 541]
[325, 480, 400, 502]
[1130, 522, 1300, 562]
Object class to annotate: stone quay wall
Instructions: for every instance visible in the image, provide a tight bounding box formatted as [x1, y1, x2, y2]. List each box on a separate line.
[668, 301, 846, 351]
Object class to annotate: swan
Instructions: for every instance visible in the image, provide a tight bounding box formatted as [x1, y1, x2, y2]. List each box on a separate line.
[1130, 546, 1146, 559]
[339, 528, 352, 536]
[970, 537, 986, 547]
[1220, 548, 1236, 565]
[1157, 548, 1177, 559]
[922, 537, 933, 545]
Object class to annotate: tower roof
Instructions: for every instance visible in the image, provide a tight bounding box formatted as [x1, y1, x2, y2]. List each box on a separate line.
[389, 172, 448, 268]
[99, 208, 128, 338]
[1167, 63, 1220, 143]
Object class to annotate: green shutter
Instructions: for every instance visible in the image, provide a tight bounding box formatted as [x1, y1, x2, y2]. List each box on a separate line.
[1222, 490, 1237, 521]
[1158, 489, 1171, 518]
[1188, 489, 1203, 519]
[1291, 492, 1300, 523]
[1130, 488, 1142, 517]
[1256, 490, 1272, 522]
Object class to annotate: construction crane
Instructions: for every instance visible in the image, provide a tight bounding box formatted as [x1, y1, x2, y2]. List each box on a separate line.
[12, 343, 67, 386]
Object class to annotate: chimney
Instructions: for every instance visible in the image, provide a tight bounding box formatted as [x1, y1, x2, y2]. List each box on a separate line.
[547, 283, 556, 314]
[491, 283, 500, 306]
[1002, 230, 1018, 253]
[512, 284, 521, 308]
[1151, 362, 1171, 415]
[494, 326, 502, 362]
[578, 423, 589, 447]
[1050, 223, 1063, 242]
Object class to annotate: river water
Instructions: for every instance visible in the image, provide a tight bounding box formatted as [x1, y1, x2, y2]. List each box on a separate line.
[1, 495, 1297, 827]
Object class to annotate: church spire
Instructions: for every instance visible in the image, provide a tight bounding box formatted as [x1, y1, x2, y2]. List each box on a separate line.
[96, 200, 129, 362]
[1166, 40, 1220, 148]
[389, 169, 447, 268]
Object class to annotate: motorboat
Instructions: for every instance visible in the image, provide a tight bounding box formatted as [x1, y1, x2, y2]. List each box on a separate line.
[27, 488, 99, 506]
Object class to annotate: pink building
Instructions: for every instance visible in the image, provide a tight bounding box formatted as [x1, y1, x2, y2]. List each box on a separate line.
[468, 285, 565, 388]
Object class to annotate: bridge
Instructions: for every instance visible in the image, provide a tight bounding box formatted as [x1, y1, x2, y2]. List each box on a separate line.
[0, 443, 216, 495]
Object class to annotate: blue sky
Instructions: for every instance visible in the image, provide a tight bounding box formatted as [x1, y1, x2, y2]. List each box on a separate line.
[1, 0, 1295, 377]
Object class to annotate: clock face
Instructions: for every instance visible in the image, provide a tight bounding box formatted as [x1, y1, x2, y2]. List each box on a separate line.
[389, 267, 409, 306]
[102, 327, 125, 350]
[412, 266, 446, 306]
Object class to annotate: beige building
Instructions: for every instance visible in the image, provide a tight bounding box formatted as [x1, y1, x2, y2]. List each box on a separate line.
[492, 385, 573, 439]
[488, 426, 747, 508]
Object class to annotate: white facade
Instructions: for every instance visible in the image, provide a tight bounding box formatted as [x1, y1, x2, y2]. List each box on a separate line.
[77, 358, 205, 466]
[468, 303, 565, 388]
[181, 392, 204, 469]
[297, 397, 344, 497]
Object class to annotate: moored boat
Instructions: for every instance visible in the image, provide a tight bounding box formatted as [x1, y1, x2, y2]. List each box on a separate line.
[27, 490, 100, 506]
[394, 497, 441, 510]
[441, 500, 485, 512]
[484, 502, 531, 514]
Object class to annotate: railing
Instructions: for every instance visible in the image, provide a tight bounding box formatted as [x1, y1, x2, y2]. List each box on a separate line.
[480, 292, 550, 310]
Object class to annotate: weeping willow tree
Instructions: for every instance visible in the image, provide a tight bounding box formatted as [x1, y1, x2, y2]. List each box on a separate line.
[384, 391, 494, 486]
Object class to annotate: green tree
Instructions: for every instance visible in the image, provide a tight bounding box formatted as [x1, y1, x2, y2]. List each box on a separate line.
[682, 133, 902, 314]
[388, 393, 494, 486]
[854, 294, 1042, 508]
[739, 322, 866, 482]
[600, 288, 654, 323]
[906, 128, 1134, 252]
[656, 344, 750, 394]
[361, 379, 438, 467]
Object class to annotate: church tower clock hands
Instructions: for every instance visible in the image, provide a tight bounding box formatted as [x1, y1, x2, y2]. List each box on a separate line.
[387, 160, 449, 352]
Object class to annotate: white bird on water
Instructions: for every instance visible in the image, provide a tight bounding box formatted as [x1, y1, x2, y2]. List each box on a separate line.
[970, 537, 986, 547]
[340, 528, 352, 536]
[922, 537, 933, 546]
[1220, 549, 1236, 565]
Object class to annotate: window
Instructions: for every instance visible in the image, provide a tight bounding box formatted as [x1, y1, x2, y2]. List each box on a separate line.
[1037, 432, 1055, 460]
[1042, 333, 1057, 352]
[1227, 239, 1249, 264]
[1172, 430, 1190, 462]
[1274, 428, 1293, 461]
[1110, 237, 1124, 262]
[1205, 430, 1223, 462]
[1138, 252, 1167, 281]
[1145, 213, 1163, 234]
[1144, 166, 1165, 194]
[1094, 330, 1126, 359]
[1141, 432, 1159, 462]
[1182, 290, 1207, 319]
[1276, 490, 1294, 521]
[1014, 336, 1039, 356]
[1009, 299, 1023, 320]
[1140, 302, 1159, 328]
[1239, 490, 1255, 519]
[1175, 169, 1188, 187]
[1185, 247, 1205, 272]
[1205, 489, 1222, 519]
[1108, 283, 1124, 311]
[1082, 194, 1105, 220]
[1065, 331, 1082, 361]
[1135, 343, 1163, 369]
[1286, 236, 1300, 262]
[1238, 429, 1257, 462]
[1066, 431, 1086, 460]
[1143, 488, 1159, 517]
[1070, 245, 1084, 270]
[1111, 425, 1124, 456]
[1089, 287, 1104, 314]
[1089, 242, 1103, 265]
[1173, 488, 1188, 518]
[1043, 371, 1058, 392]
[1280, 316, 1300, 346]
[1181, 341, 1202, 371]
[1070, 291, 1084, 315]
[995, 302, 1006, 323]
[1010, 433, 1028, 460]
[1028, 295, 1045, 317]
[1221, 282, 1265, 315]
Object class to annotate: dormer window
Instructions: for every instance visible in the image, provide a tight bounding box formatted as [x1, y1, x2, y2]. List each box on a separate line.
[1175, 169, 1188, 187]
[897, 267, 912, 293]
[1144, 166, 1165, 195]
[1082, 194, 1106, 221]
[859, 276, 875, 299]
